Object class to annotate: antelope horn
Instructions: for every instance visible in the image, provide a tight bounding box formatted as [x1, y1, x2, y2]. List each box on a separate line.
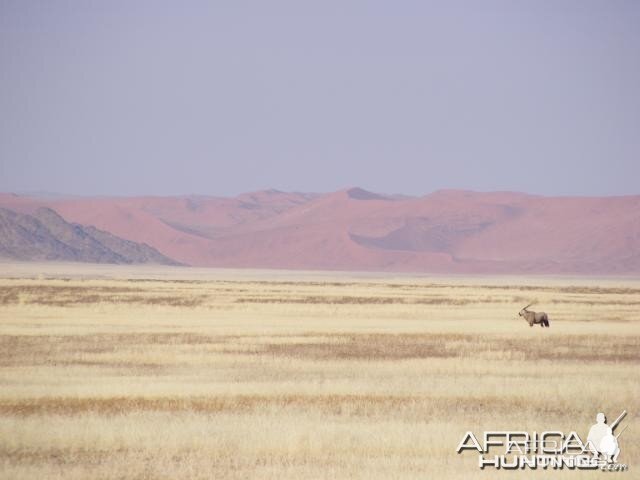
[522, 303, 533, 310]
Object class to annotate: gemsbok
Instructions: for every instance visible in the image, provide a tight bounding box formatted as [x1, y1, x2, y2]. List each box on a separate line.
[519, 303, 550, 327]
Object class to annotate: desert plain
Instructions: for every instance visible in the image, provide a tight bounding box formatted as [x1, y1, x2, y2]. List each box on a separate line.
[0, 262, 638, 479]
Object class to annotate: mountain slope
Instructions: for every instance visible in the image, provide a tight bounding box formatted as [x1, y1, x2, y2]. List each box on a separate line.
[0, 207, 180, 265]
[0, 189, 639, 273]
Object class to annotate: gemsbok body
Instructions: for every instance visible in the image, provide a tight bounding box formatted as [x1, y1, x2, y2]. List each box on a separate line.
[519, 303, 550, 327]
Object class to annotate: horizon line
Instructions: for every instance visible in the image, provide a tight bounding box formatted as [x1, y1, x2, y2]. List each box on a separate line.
[2, 187, 640, 200]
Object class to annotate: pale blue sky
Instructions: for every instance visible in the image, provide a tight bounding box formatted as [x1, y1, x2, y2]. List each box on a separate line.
[1, 1, 638, 196]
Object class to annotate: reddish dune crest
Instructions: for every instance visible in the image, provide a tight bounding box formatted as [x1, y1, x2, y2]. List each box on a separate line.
[1, 189, 639, 274]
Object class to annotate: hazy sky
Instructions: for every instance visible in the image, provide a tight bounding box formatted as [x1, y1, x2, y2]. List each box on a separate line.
[1, 1, 638, 197]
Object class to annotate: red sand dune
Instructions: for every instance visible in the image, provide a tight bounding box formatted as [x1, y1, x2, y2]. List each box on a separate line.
[1, 188, 639, 273]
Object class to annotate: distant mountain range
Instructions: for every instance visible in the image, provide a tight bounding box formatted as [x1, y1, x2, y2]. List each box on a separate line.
[1, 188, 639, 274]
[0, 206, 178, 265]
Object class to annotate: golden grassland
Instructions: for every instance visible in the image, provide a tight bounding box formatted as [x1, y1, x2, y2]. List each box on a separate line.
[0, 263, 639, 479]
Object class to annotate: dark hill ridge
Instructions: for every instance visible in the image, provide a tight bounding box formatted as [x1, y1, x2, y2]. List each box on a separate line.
[0, 207, 180, 265]
[345, 187, 392, 201]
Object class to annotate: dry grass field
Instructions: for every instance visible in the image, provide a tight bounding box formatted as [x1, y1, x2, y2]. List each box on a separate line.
[0, 263, 639, 479]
